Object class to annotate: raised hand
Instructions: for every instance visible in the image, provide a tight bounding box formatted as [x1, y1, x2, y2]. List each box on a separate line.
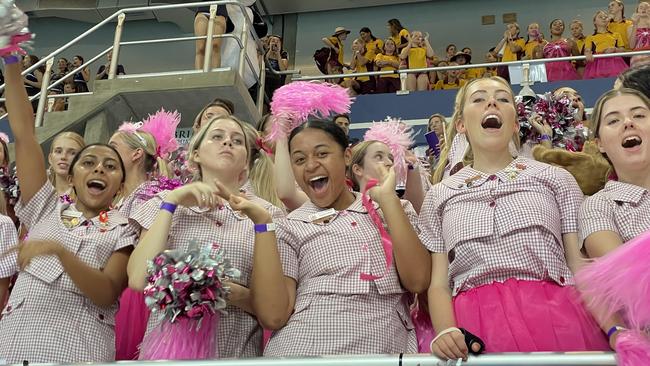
[165, 182, 222, 209]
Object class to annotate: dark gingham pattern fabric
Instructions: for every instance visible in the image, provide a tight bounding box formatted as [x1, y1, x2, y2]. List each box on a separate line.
[579, 180, 650, 243]
[0, 182, 137, 363]
[419, 158, 582, 296]
[0, 215, 19, 278]
[265, 194, 418, 356]
[131, 190, 284, 359]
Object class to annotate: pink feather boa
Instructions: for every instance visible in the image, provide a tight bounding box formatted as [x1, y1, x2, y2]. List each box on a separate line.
[364, 118, 415, 184]
[266, 81, 353, 142]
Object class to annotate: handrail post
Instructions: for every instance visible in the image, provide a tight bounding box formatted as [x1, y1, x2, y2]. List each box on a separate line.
[257, 57, 266, 115]
[109, 13, 126, 80]
[203, 5, 218, 72]
[238, 20, 249, 79]
[35, 58, 55, 127]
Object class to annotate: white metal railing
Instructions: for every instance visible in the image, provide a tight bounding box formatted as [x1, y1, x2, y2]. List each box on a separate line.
[0, 1, 300, 125]
[294, 48, 650, 92]
[2, 353, 618, 366]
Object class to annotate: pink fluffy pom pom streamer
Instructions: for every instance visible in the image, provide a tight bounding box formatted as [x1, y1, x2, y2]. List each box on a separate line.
[364, 118, 415, 184]
[615, 330, 650, 366]
[139, 313, 219, 360]
[267, 81, 353, 142]
[140, 108, 181, 158]
[575, 229, 650, 330]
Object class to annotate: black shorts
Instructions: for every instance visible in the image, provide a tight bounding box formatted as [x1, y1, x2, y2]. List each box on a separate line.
[196, 5, 235, 33]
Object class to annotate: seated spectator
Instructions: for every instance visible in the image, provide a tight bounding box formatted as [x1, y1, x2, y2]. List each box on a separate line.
[400, 31, 434, 91]
[374, 38, 401, 93]
[387, 18, 410, 52]
[332, 114, 350, 136]
[264, 35, 289, 99]
[62, 81, 76, 111]
[433, 62, 466, 90]
[444, 44, 457, 61]
[71, 55, 90, 92]
[451, 51, 481, 80]
[96, 50, 126, 80]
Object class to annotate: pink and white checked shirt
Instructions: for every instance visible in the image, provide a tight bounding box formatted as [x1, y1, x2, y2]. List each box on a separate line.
[419, 157, 582, 296]
[579, 180, 650, 243]
[265, 194, 418, 356]
[131, 190, 284, 359]
[0, 214, 18, 278]
[0, 182, 137, 363]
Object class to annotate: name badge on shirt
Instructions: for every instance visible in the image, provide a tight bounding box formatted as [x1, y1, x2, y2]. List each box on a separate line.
[62, 209, 83, 218]
[309, 208, 337, 223]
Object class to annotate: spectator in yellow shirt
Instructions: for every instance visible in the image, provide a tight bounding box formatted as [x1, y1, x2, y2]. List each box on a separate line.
[608, 0, 633, 49]
[388, 18, 410, 52]
[375, 38, 401, 93]
[433, 62, 466, 90]
[523, 23, 547, 60]
[342, 38, 374, 95]
[570, 19, 587, 77]
[400, 31, 435, 91]
[445, 44, 457, 61]
[451, 52, 481, 80]
[322, 26, 351, 82]
[494, 22, 525, 81]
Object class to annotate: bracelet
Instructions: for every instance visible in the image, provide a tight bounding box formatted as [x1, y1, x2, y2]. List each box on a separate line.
[429, 326, 462, 351]
[254, 223, 276, 234]
[607, 325, 626, 339]
[2, 55, 20, 65]
[540, 134, 551, 141]
[160, 202, 177, 214]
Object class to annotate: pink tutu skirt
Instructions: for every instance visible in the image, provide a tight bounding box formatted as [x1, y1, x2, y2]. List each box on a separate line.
[115, 288, 151, 360]
[584, 57, 628, 79]
[453, 279, 609, 352]
[545, 61, 579, 82]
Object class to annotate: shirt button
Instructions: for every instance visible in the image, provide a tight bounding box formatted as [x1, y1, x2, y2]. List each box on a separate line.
[351, 221, 357, 227]
[559, 276, 566, 284]
[98, 314, 105, 320]
[6, 305, 11, 312]
[215, 222, 223, 227]
[489, 201, 496, 207]
[488, 175, 497, 181]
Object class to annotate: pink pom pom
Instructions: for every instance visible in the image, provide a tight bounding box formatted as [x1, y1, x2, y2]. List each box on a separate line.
[140, 108, 181, 159]
[616, 330, 650, 366]
[267, 81, 354, 142]
[575, 230, 650, 329]
[364, 118, 415, 184]
[139, 313, 219, 360]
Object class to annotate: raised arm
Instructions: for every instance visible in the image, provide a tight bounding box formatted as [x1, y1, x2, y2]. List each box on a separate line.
[274, 136, 308, 211]
[3, 59, 47, 203]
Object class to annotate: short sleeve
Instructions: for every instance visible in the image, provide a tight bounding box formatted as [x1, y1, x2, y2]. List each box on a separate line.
[584, 36, 594, 53]
[374, 54, 382, 63]
[275, 220, 299, 280]
[130, 193, 165, 231]
[550, 167, 584, 233]
[115, 224, 138, 251]
[434, 80, 444, 90]
[377, 39, 384, 51]
[0, 216, 18, 278]
[14, 182, 57, 231]
[417, 186, 444, 253]
[578, 194, 617, 243]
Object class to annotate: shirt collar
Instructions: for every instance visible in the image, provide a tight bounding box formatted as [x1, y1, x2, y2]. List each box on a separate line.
[605, 180, 647, 204]
[287, 192, 375, 222]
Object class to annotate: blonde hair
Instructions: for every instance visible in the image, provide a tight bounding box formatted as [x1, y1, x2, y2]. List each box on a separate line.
[431, 76, 519, 184]
[112, 130, 171, 178]
[48, 132, 85, 186]
[188, 115, 251, 182]
[240, 123, 283, 208]
[347, 141, 377, 191]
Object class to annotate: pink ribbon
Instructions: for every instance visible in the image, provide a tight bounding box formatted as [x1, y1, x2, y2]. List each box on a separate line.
[359, 179, 393, 281]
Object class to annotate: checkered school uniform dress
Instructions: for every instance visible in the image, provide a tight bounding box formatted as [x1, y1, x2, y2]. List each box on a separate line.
[131, 190, 284, 359]
[0, 182, 137, 363]
[117, 182, 149, 218]
[264, 193, 418, 356]
[419, 157, 582, 295]
[579, 180, 650, 243]
[0, 215, 19, 278]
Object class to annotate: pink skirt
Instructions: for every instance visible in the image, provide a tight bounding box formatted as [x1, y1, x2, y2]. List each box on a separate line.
[115, 288, 151, 360]
[545, 61, 579, 82]
[453, 279, 610, 352]
[584, 57, 628, 79]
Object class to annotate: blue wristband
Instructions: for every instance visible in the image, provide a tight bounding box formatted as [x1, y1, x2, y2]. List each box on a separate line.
[540, 134, 551, 141]
[160, 202, 177, 214]
[607, 326, 625, 339]
[2, 55, 20, 65]
[254, 223, 276, 233]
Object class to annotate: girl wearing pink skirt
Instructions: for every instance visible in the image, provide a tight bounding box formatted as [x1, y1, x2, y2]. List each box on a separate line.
[419, 77, 609, 361]
[584, 10, 628, 79]
[544, 19, 579, 82]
